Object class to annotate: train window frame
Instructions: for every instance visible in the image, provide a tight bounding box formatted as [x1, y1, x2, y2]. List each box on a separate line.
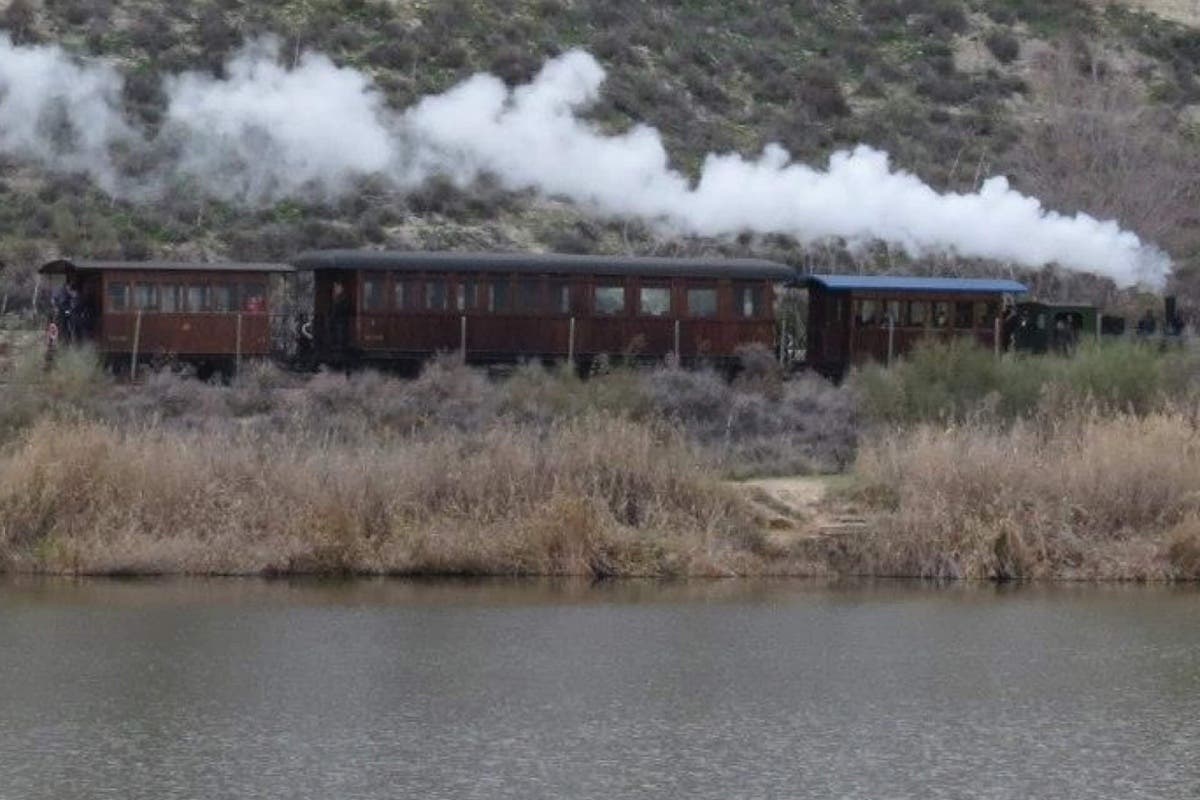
[737, 284, 764, 319]
[638, 285, 671, 318]
[488, 277, 512, 313]
[211, 284, 235, 313]
[456, 278, 478, 312]
[394, 278, 421, 312]
[594, 281, 626, 316]
[134, 282, 159, 312]
[686, 286, 718, 319]
[362, 275, 388, 312]
[240, 282, 267, 314]
[185, 285, 208, 313]
[514, 278, 542, 314]
[975, 301, 999, 329]
[907, 300, 929, 327]
[932, 301, 950, 329]
[426, 278, 450, 312]
[159, 284, 181, 313]
[550, 280, 571, 315]
[884, 300, 901, 326]
[854, 298, 879, 327]
[106, 282, 129, 312]
[954, 301, 974, 329]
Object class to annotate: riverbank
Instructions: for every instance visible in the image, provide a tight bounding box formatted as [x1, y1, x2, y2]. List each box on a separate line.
[0, 415, 779, 577]
[4, 414, 1198, 580]
[4, 340, 1200, 580]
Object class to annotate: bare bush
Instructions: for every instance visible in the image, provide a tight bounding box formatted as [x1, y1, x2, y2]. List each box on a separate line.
[849, 410, 1200, 580]
[1006, 46, 1200, 299]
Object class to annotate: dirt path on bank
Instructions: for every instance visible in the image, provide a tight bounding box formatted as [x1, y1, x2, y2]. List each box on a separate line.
[730, 475, 868, 550]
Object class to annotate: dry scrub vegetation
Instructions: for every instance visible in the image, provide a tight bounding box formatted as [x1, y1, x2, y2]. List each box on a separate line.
[0, 416, 768, 577]
[846, 410, 1200, 581]
[6, 339, 1200, 580]
[0, 346, 852, 576]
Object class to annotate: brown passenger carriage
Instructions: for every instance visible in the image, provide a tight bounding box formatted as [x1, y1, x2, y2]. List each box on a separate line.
[39, 259, 292, 372]
[293, 250, 796, 367]
[804, 274, 1029, 378]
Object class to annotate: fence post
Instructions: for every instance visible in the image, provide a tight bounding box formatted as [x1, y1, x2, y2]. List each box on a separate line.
[568, 316, 576, 364]
[887, 316, 895, 367]
[994, 315, 1001, 359]
[31, 275, 41, 319]
[674, 319, 681, 360]
[130, 309, 142, 381]
[235, 313, 243, 377]
[460, 314, 467, 362]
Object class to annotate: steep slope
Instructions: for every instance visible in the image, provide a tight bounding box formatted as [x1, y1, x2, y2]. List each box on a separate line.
[1, 0, 1198, 307]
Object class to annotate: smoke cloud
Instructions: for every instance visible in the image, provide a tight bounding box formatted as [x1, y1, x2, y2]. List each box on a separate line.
[0, 34, 1170, 287]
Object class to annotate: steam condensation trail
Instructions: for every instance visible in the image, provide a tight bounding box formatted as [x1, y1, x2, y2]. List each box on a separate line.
[0, 35, 1171, 287]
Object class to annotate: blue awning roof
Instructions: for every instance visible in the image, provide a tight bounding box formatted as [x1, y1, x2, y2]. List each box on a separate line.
[806, 274, 1028, 294]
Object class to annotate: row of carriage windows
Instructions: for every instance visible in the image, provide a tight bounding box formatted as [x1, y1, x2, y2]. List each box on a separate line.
[359, 277, 764, 319]
[852, 299, 1000, 329]
[107, 282, 268, 314]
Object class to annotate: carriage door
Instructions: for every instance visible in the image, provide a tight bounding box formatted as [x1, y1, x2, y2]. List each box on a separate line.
[824, 292, 851, 364]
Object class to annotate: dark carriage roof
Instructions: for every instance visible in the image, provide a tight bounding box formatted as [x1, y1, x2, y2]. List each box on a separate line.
[40, 259, 293, 275]
[806, 274, 1028, 294]
[292, 250, 797, 281]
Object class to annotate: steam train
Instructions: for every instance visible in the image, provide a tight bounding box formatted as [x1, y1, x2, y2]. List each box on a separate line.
[37, 250, 1165, 379]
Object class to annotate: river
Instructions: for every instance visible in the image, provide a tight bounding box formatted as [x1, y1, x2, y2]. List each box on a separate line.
[0, 578, 1197, 799]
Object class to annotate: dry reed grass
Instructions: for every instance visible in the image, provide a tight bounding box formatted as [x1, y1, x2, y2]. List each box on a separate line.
[0, 414, 768, 577]
[847, 409, 1200, 580]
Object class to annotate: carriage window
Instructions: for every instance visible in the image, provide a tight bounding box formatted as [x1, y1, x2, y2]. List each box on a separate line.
[955, 302, 974, 329]
[211, 285, 234, 313]
[134, 283, 158, 311]
[976, 302, 999, 327]
[394, 279, 420, 310]
[456, 280, 477, 311]
[426, 280, 449, 311]
[907, 301, 928, 326]
[686, 287, 718, 318]
[185, 285, 207, 312]
[362, 277, 386, 311]
[855, 299, 878, 326]
[107, 282, 129, 312]
[241, 284, 266, 314]
[932, 302, 950, 328]
[884, 300, 901, 326]
[551, 281, 570, 314]
[639, 286, 671, 317]
[738, 285, 764, 318]
[595, 283, 625, 315]
[515, 279, 541, 312]
[489, 279, 511, 312]
[159, 284, 180, 313]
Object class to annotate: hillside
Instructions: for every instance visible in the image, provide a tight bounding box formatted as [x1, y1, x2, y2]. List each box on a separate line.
[2, 0, 1199, 309]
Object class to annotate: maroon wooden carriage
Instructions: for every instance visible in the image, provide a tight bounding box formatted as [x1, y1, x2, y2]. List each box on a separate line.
[804, 274, 1029, 378]
[39, 259, 292, 368]
[293, 251, 796, 365]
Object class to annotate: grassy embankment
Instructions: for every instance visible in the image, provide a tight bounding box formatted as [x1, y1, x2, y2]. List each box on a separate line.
[846, 339, 1200, 580]
[3, 329, 1200, 580]
[0, 337, 851, 577]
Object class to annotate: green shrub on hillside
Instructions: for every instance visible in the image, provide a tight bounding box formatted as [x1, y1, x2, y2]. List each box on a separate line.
[852, 339, 1200, 424]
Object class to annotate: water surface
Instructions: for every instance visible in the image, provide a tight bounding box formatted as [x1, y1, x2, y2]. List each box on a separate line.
[1, 579, 1197, 799]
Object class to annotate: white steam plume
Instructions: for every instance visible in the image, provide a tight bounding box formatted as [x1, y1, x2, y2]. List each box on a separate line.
[0, 35, 1170, 287]
[0, 33, 133, 193]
